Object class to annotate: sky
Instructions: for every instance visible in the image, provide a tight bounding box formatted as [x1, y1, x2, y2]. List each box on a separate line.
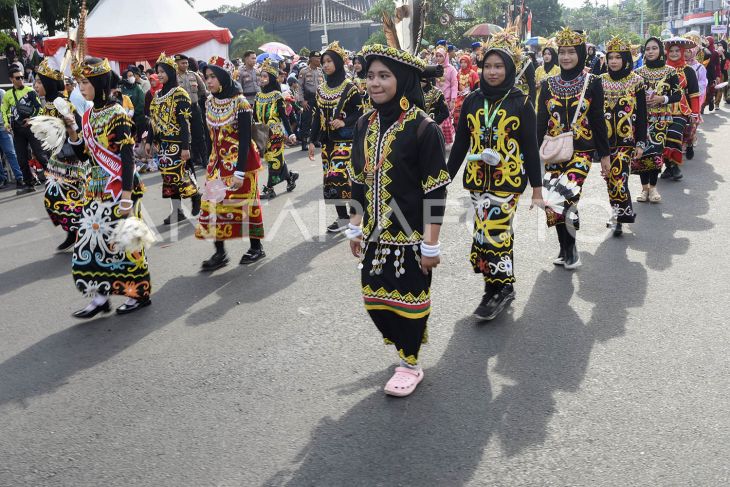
[191, 0, 598, 12]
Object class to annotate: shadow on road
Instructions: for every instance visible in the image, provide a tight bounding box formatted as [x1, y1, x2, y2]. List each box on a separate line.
[0, 253, 70, 296]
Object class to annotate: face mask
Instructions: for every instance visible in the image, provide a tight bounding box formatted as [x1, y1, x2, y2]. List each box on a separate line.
[127, 76, 135, 83]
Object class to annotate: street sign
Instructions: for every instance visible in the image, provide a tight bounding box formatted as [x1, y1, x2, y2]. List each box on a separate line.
[711, 25, 727, 34]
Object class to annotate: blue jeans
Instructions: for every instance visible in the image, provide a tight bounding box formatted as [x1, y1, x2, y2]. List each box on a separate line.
[0, 126, 23, 182]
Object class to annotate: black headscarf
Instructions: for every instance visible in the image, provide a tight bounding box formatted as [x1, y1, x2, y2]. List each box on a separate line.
[353, 55, 366, 79]
[479, 49, 517, 102]
[261, 72, 281, 93]
[644, 37, 665, 69]
[560, 37, 587, 81]
[365, 55, 424, 131]
[608, 51, 634, 80]
[38, 73, 62, 103]
[542, 47, 558, 73]
[155, 62, 178, 96]
[322, 51, 347, 88]
[205, 65, 242, 99]
[84, 58, 114, 108]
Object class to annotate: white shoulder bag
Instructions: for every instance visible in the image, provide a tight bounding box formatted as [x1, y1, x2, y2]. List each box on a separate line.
[539, 73, 591, 165]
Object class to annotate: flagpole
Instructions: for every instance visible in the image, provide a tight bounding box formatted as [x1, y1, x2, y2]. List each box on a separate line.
[13, 2, 23, 45]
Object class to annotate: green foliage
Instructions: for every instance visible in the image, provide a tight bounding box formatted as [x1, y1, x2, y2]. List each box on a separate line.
[299, 47, 311, 57]
[0, 31, 20, 53]
[367, 0, 395, 22]
[365, 30, 387, 46]
[561, 0, 663, 45]
[528, 0, 563, 37]
[230, 27, 282, 59]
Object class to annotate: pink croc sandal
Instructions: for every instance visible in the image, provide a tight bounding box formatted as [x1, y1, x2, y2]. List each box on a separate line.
[384, 366, 424, 397]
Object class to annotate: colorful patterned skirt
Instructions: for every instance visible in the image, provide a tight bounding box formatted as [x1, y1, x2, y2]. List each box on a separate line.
[633, 117, 669, 174]
[360, 242, 431, 366]
[469, 191, 519, 285]
[264, 124, 290, 188]
[682, 115, 700, 148]
[662, 115, 688, 165]
[322, 140, 352, 200]
[606, 147, 636, 224]
[72, 195, 151, 300]
[195, 164, 264, 241]
[157, 140, 199, 199]
[544, 151, 592, 229]
[440, 113, 455, 144]
[44, 157, 85, 232]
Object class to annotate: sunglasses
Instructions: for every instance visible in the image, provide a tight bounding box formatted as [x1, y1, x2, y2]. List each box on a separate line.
[12, 76, 23, 80]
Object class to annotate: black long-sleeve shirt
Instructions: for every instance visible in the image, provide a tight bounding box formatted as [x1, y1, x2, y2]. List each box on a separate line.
[447, 88, 542, 194]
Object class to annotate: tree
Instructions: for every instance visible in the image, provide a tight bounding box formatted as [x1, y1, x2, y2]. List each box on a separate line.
[230, 26, 282, 59]
[528, 0, 562, 37]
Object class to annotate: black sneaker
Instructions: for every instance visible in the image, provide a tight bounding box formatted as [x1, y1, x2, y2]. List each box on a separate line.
[201, 251, 229, 271]
[163, 209, 187, 225]
[660, 165, 673, 179]
[261, 186, 276, 200]
[473, 285, 516, 321]
[286, 172, 299, 192]
[327, 219, 348, 233]
[16, 184, 35, 195]
[239, 247, 266, 265]
[685, 146, 694, 160]
[671, 164, 683, 181]
[612, 222, 623, 237]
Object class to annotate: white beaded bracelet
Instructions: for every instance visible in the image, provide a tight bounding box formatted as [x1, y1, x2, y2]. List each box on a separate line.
[68, 136, 83, 146]
[233, 171, 245, 179]
[344, 223, 363, 240]
[420, 241, 441, 258]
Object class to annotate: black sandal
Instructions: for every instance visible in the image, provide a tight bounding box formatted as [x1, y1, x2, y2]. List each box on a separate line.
[240, 248, 266, 265]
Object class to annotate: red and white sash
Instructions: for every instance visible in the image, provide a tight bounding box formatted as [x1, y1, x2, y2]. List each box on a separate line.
[82, 108, 123, 201]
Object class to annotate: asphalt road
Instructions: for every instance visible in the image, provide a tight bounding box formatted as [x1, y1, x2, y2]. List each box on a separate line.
[1, 107, 729, 486]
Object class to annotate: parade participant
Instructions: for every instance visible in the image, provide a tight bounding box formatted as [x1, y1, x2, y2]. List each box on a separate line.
[683, 33, 707, 161]
[661, 37, 700, 181]
[633, 38, 681, 202]
[536, 28, 610, 269]
[66, 57, 151, 317]
[175, 53, 209, 169]
[632, 44, 644, 69]
[352, 53, 371, 111]
[421, 76, 450, 124]
[348, 44, 450, 397]
[586, 44, 597, 68]
[600, 36, 647, 236]
[535, 44, 559, 101]
[297, 51, 323, 151]
[1, 66, 45, 194]
[34, 58, 85, 251]
[308, 41, 362, 233]
[453, 55, 479, 123]
[238, 50, 260, 105]
[434, 46, 457, 148]
[515, 51, 537, 105]
[147, 53, 202, 224]
[704, 36, 722, 112]
[447, 30, 542, 320]
[196, 55, 265, 269]
[255, 58, 299, 199]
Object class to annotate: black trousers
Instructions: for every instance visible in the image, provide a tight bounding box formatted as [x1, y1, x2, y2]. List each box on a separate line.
[189, 103, 208, 167]
[299, 99, 315, 148]
[12, 124, 48, 184]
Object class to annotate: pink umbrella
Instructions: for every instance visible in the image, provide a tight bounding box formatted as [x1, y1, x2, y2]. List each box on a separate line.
[259, 42, 296, 57]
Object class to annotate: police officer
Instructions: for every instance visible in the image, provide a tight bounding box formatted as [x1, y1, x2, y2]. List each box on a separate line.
[238, 50, 260, 105]
[296, 51, 323, 151]
[175, 53, 209, 169]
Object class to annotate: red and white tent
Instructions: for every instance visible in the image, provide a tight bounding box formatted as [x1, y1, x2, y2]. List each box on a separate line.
[44, 0, 231, 71]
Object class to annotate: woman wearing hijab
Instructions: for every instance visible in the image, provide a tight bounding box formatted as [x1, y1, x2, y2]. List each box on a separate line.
[195, 55, 265, 269]
[634, 37, 681, 203]
[453, 54, 479, 123]
[147, 53, 202, 225]
[683, 33, 706, 162]
[255, 58, 298, 199]
[352, 53, 371, 111]
[347, 44, 450, 397]
[536, 28, 610, 270]
[704, 36, 722, 112]
[535, 45, 559, 101]
[434, 46, 458, 148]
[33, 58, 85, 252]
[661, 37, 700, 182]
[600, 36, 647, 237]
[308, 41, 362, 233]
[448, 32, 542, 321]
[64, 57, 151, 318]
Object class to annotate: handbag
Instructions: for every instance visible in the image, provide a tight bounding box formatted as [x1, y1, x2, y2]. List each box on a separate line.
[539, 73, 591, 164]
[251, 122, 270, 154]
